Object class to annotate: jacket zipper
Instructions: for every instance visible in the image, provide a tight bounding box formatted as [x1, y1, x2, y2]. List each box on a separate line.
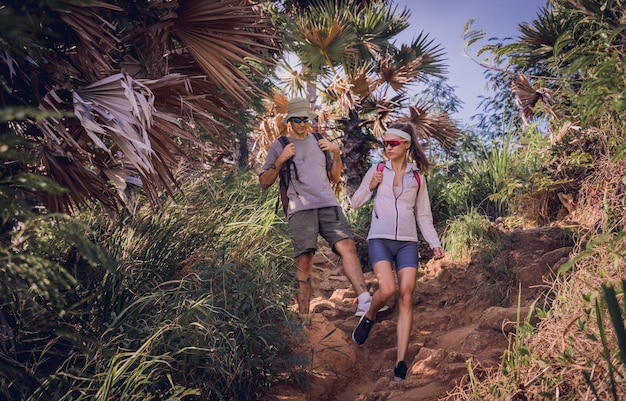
[393, 171, 406, 240]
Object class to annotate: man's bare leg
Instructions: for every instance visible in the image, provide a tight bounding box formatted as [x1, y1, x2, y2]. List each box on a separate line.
[295, 251, 314, 314]
[333, 238, 369, 296]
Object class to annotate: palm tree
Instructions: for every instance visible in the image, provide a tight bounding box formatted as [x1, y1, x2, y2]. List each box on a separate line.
[1, 0, 279, 213]
[258, 0, 460, 197]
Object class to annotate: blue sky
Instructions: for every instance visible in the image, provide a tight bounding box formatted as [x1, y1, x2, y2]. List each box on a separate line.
[393, 0, 547, 124]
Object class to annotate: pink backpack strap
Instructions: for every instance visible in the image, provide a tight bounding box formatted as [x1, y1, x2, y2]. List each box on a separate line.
[412, 170, 421, 193]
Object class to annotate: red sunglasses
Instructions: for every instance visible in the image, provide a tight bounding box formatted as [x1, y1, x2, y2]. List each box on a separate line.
[383, 140, 407, 148]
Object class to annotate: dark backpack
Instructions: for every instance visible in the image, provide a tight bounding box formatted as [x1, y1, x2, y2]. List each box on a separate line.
[275, 132, 331, 216]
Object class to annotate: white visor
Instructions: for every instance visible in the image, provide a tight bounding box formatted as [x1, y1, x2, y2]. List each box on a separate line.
[385, 128, 411, 141]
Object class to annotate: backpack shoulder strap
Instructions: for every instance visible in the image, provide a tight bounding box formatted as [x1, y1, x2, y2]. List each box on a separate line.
[312, 132, 333, 169]
[277, 135, 290, 148]
[275, 136, 292, 216]
[412, 170, 421, 193]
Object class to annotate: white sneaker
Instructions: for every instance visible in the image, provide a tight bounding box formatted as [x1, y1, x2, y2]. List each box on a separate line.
[355, 298, 390, 317]
[354, 303, 368, 317]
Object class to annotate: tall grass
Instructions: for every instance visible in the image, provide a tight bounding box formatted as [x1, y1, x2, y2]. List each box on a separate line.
[2, 169, 304, 401]
[441, 208, 502, 263]
[346, 202, 374, 271]
[430, 129, 546, 223]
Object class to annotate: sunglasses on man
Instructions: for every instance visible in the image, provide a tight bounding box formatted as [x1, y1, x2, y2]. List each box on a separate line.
[290, 117, 310, 124]
[383, 140, 408, 148]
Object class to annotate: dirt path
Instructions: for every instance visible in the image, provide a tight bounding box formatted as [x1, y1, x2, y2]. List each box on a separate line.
[267, 226, 574, 401]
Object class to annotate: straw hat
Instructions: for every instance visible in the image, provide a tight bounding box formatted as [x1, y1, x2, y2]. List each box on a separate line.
[281, 97, 318, 124]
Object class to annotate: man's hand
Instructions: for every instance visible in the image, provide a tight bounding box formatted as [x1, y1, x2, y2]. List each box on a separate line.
[279, 142, 296, 162]
[259, 144, 295, 190]
[318, 137, 342, 183]
[317, 138, 340, 156]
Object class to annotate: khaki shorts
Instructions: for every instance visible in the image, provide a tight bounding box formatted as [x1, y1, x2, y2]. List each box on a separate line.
[288, 207, 353, 257]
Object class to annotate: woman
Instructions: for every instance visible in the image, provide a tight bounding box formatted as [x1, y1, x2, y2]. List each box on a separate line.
[350, 123, 445, 381]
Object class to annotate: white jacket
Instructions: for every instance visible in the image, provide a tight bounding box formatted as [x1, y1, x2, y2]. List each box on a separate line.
[351, 162, 441, 249]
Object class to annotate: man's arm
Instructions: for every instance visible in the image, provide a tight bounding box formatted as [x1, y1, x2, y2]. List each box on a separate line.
[328, 149, 342, 184]
[317, 138, 341, 184]
[259, 143, 295, 189]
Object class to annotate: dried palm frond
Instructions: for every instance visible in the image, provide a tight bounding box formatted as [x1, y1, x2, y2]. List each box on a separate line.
[377, 54, 424, 91]
[326, 77, 356, 115]
[72, 74, 156, 174]
[172, 0, 279, 104]
[252, 92, 289, 159]
[58, 3, 122, 80]
[552, 120, 580, 145]
[10, 0, 280, 213]
[142, 73, 233, 146]
[396, 103, 461, 153]
[371, 97, 399, 137]
[511, 74, 555, 126]
[350, 64, 375, 97]
[37, 74, 174, 210]
[273, 92, 290, 116]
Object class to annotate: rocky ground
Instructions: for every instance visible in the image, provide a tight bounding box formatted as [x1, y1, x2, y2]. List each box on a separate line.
[265, 226, 575, 401]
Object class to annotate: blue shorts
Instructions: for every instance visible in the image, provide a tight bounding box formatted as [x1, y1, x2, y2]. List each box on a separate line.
[368, 239, 418, 270]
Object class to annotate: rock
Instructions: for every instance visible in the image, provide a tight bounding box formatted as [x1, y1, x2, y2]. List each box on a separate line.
[478, 306, 539, 333]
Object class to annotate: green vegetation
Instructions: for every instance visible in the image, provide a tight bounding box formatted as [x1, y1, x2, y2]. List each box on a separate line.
[2, 0, 626, 399]
[1, 170, 303, 400]
[444, 0, 626, 399]
[441, 208, 502, 263]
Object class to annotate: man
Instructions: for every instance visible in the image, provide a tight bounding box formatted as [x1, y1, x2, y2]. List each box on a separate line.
[259, 97, 387, 316]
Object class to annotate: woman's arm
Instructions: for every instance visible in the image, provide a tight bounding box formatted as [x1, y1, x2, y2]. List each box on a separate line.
[350, 166, 377, 209]
[414, 173, 442, 249]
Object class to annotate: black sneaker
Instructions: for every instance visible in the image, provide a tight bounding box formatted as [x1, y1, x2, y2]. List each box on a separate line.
[352, 315, 374, 345]
[394, 361, 408, 381]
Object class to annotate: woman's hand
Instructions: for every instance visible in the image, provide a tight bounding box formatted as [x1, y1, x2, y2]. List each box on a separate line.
[370, 163, 385, 191]
[432, 247, 445, 260]
[369, 169, 383, 191]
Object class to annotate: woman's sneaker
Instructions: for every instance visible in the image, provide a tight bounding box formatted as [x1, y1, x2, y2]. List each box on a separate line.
[394, 361, 408, 381]
[352, 315, 375, 345]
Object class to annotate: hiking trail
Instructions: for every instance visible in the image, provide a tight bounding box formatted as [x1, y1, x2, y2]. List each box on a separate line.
[265, 226, 574, 401]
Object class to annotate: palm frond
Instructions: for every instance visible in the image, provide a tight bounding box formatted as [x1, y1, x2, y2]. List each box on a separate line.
[377, 54, 424, 91]
[399, 103, 461, 153]
[396, 32, 448, 77]
[58, 3, 123, 80]
[73, 74, 156, 174]
[2, 0, 281, 213]
[348, 0, 410, 59]
[252, 92, 289, 160]
[172, 0, 279, 104]
[295, 17, 358, 73]
[36, 74, 184, 211]
[276, 59, 311, 97]
[349, 63, 376, 97]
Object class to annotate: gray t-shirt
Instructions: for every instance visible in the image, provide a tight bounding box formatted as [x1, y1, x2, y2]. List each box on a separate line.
[261, 133, 339, 217]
